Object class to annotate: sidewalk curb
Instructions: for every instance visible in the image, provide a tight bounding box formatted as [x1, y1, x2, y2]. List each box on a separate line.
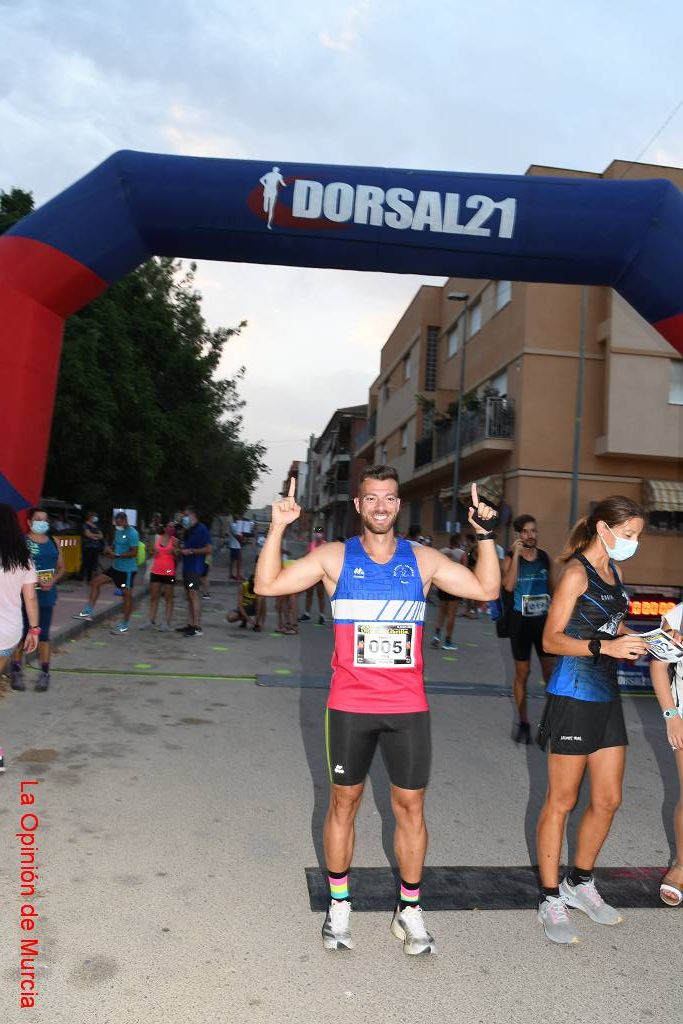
[26, 584, 150, 663]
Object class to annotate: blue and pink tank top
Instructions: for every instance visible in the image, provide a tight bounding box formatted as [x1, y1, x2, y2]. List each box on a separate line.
[329, 536, 427, 714]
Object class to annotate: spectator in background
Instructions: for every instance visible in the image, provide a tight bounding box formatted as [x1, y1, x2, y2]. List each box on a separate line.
[81, 511, 103, 584]
[226, 525, 243, 581]
[75, 510, 140, 634]
[277, 548, 298, 634]
[299, 527, 326, 625]
[10, 508, 64, 693]
[140, 521, 179, 632]
[226, 572, 265, 631]
[178, 507, 212, 637]
[201, 550, 213, 601]
[0, 504, 39, 697]
[431, 534, 465, 650]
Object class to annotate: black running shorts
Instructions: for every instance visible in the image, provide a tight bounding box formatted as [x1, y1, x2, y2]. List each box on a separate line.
[325, 708, 431, 790]
[509, 610, 548, 662]
[150, 572, 175, 585]
[540, 693, 628, 755]
[104, 567, 136, 590]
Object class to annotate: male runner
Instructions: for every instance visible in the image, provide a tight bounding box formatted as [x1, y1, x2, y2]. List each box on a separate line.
[255, 465, 500, 955]
[501, 514, 554, 743]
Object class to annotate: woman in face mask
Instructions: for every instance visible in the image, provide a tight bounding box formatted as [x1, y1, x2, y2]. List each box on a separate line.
[533, 496, 646, 945]
[10, 508, 65, 693]
[140, 521, 179, 632]
[0, 504, 40, 700]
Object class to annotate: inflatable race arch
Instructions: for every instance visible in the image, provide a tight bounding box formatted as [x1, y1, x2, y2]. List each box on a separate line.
[1, 150, 683, 509]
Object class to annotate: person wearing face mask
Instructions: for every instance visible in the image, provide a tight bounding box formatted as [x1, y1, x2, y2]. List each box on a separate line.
[177, 507, 212, 637]
[75, 510, 140, 633]
[534, 496, 647, 944]
[8, 508, 61, 692]
[81, 511, 104, 584]
[140, 522, 179, 632]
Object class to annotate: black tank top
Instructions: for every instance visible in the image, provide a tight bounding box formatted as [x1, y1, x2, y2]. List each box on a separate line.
[564, 553, 629, 641]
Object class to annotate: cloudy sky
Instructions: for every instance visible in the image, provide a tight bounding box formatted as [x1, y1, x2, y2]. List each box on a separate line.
[3, 0, 682, 505]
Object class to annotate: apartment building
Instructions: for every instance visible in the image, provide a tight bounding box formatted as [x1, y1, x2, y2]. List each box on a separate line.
[355, 160, 683, 588]
[307, 405, 368, 539]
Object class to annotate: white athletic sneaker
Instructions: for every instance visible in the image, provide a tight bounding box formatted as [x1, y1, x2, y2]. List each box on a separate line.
[390, 905, 437, 956]
[537, 895, 579, 944]
[139, 621, 156, 630]
[430, 635, 441, 648]
[560, 877, 623, 925]
[156, 623, 171, 632]
[322, 900, 354, 951]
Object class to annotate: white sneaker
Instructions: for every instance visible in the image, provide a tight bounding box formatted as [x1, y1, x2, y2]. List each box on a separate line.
[560, 877, 623, 926]
[156, 623, 171, 632]
[322, 900, 353, 951]
[537, 895, 579, 944]
[390, 905, 437, 956]
[430, 635, 441, 648]
[139, 621, 156, 630]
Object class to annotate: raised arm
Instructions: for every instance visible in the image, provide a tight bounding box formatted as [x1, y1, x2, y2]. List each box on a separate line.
[254, 478, 329, 597]
[424, 484, 500, 601]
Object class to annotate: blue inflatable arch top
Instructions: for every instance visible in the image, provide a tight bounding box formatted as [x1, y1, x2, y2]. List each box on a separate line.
[0, 150, 682, 508]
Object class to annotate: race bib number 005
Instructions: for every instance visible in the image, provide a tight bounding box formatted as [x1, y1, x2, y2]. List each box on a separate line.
[354, 622, 415, 668]
[522, 593, 550, 617]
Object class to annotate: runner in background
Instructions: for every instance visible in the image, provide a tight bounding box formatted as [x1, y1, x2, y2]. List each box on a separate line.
[502, 514, 554, 744]
[75, 510, 139, 634]
[431, 534, 465, 650]
[81, 511, 104, 584]
[299, 527, 326, 625]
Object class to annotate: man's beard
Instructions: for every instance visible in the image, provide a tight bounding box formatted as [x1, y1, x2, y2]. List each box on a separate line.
[360, 512, 398, 535]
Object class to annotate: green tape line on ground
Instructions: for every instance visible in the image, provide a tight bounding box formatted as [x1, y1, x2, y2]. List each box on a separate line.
[33, 667, 255, 681]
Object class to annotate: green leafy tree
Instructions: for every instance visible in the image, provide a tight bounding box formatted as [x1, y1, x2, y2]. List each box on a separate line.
[2, 190, 267, 518]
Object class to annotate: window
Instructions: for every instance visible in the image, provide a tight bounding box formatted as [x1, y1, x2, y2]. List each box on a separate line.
[447, 317, 464, 358]
[670, 360, 683, 404]
[425, 326, 439, 391]
[496, 280, 511, 311]
[403, 351, 412, 381]
[468, 301, 481, 337]
[489, 369, 508, 396]
[382, 380, 390, 403]
[401, 424, 408, 451]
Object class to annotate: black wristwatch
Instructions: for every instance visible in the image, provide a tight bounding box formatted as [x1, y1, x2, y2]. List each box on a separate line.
[588, 638, 601, 664]
[476, 532, 496, 541]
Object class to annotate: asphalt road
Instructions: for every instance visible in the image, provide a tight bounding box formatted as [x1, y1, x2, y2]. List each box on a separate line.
[1, 570, 680, 1024]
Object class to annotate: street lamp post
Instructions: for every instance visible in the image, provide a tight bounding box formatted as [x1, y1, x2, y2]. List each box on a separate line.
[447, 292, 469, 533]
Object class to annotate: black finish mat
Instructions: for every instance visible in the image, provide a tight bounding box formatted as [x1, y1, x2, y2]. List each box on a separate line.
[305, 865, 668, 912]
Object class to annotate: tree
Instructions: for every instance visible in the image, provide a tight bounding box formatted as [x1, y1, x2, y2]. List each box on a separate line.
[2, 190, 267, 518]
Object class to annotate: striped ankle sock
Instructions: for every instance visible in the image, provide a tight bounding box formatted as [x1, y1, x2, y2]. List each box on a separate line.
[399, 879, 421, 910]
[328, 869, 349, 903]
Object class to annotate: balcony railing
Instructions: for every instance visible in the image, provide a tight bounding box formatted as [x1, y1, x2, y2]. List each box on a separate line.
[420, 396, 515, 467]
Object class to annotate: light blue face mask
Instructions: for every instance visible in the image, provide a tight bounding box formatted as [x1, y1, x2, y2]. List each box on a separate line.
[601, 523, 638, 561]
[181, 515, 191, 528]
[31, 520, 50, 534]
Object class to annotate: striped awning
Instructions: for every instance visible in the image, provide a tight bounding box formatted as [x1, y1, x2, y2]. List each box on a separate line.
[643, 479, 683, 513]
[439, 474, 504, 507]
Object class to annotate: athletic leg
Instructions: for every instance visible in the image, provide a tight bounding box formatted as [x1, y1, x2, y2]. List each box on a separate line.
[572, 745, 625, 871]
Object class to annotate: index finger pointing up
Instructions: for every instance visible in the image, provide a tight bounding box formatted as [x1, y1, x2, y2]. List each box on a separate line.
[471, 482, 479, 507]
[288, 476, 296, 499]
